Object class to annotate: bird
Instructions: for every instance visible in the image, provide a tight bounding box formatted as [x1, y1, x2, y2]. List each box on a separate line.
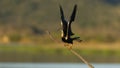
[59, 4, 82, 47]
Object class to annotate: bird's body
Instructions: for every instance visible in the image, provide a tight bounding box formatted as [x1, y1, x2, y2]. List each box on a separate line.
[60, 4, 82, 45]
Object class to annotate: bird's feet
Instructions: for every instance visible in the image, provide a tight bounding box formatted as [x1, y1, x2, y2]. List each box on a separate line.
[64, 43, 69, 47]
[64, 44, 73, 50]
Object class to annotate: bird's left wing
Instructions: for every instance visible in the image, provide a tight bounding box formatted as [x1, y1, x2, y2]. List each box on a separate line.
[59, 5, 66, 22]
[59, 5, 68, 37]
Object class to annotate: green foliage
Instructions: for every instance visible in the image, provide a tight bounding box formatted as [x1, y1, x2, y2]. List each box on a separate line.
[0, 45, 120, 62]
[0, 0, 120, 42]
[96, 35, 116, 42]
[9, 34, 22, 42]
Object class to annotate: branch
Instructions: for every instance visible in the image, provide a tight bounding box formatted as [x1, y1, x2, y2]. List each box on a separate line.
[46, 30, 94, 68]
[70, 49, 94, 68]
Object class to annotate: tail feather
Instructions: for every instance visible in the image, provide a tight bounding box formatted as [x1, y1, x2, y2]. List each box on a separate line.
[73, 37, 82, 42]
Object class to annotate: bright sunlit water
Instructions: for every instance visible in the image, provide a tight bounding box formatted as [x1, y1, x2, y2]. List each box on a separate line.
[0, 63, 120, 68]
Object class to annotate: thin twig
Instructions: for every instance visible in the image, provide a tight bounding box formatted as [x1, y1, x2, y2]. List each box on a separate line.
[70, 49, 94, 68]
[46, 30, 94, 68]
[46, 31, 61, 43]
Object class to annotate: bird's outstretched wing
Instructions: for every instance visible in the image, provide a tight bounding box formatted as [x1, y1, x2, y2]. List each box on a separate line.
[68, 4, 77, 36]
[69, 4, 77, 23]
[59, 5, 67, 37]
[59, 5, 65, 22]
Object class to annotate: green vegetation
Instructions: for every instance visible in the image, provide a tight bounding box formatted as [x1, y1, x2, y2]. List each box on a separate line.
[0, 0, 120, 63]
[0, 44, 120, 63]
[9, 34, 22, 42]
[0, 0, 120, 42]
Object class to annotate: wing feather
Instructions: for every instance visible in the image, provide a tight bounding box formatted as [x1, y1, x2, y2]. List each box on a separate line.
[59, 5, 67, 37]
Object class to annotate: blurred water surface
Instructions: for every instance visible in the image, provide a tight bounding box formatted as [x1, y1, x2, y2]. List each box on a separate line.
[0, 63, 120, 68]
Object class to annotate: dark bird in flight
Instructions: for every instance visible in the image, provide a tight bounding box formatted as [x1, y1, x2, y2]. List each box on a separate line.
[59, 4, 82, 45]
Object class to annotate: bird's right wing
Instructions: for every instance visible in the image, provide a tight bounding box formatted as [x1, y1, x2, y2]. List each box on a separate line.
[69, 4, 77, 23]
[67, 4, 77, 36]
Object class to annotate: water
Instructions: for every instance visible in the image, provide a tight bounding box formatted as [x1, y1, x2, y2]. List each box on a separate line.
[0, 63, 120, 68]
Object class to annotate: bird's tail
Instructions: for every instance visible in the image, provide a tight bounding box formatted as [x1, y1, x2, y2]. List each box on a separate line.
[73, 37, 82, 42]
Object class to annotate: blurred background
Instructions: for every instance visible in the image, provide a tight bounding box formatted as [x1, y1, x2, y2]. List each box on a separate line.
[0, 0, 120, 67]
